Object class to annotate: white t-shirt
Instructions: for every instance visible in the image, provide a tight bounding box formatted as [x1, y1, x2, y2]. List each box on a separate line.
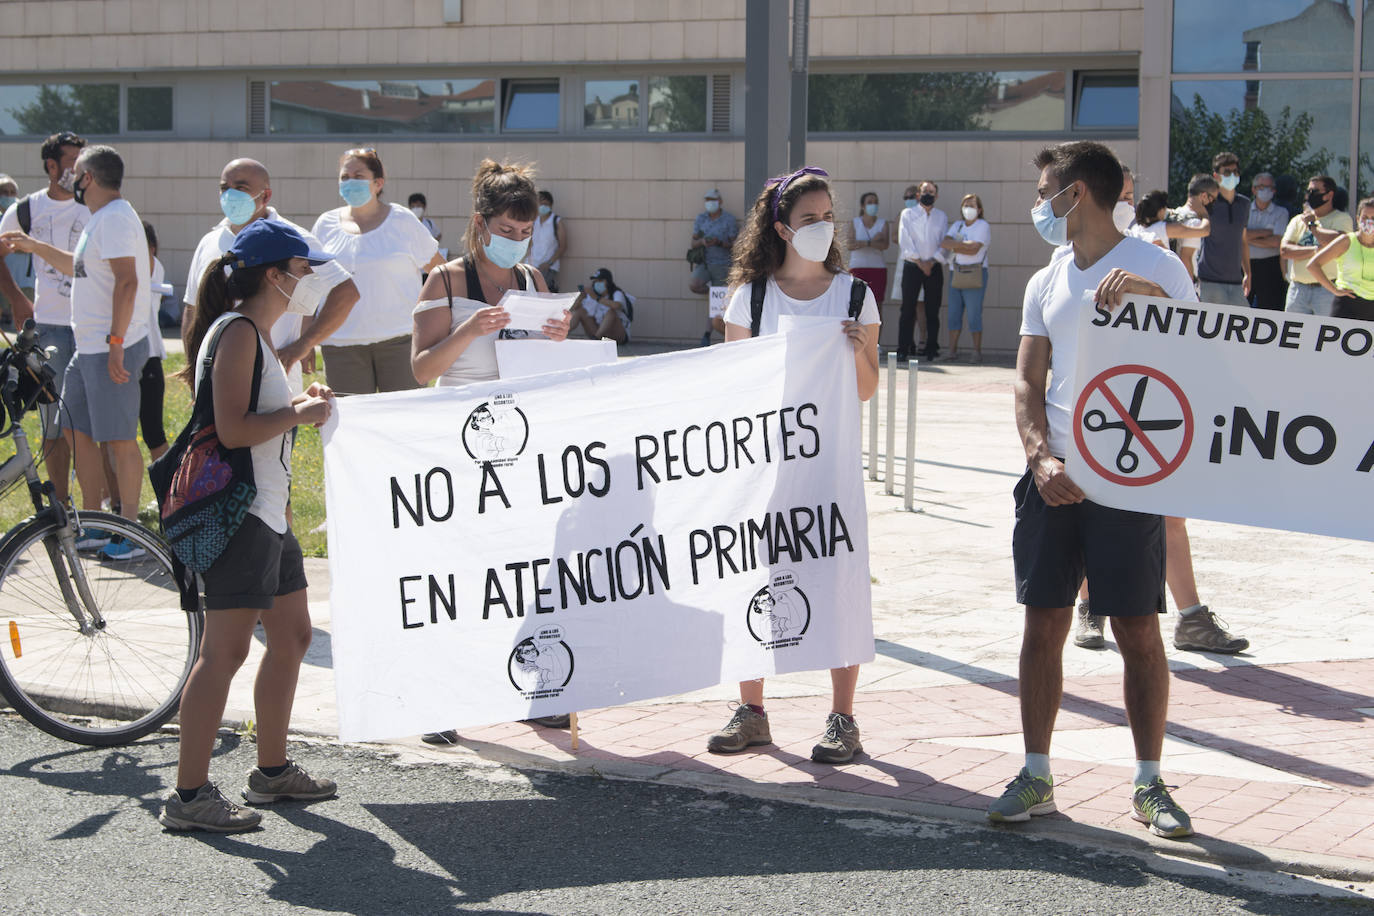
[586, 289, 630, 332]
[944, 218, 991, 266]
[849, 217, 887, 270]
[194, 312, 294, 533]
[1020, 236, 1196, 458]
[1128, 221, 1169, 247]
[723, 271, 881, 337]
[0, 190, 88, 326]
[527, 212, 561, 272]
[146, 257, 167, 360]
[71, 198, 149, 354]
[311, 203, 438, 347]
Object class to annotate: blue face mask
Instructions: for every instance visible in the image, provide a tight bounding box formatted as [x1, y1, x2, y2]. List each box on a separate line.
[339, 178, 374, 208]
[864, 203, 879, 217]
[219, 188, 259, 225]
[704, 200, 720, 214]
[1218, 173, 1240, 191]
[904, 199, 918, 209]
[538, 204, 552, 217]
[483, 226, 530, 269]
[1030, 183, 1079, 247]
[593, 280, 607, 295]
[0, 196, 16, 214]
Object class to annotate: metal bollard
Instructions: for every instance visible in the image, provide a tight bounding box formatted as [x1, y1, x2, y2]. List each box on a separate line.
[867, 362, 880, 481]
[903, 359, 922, 513]
[884, 352, 897, 494]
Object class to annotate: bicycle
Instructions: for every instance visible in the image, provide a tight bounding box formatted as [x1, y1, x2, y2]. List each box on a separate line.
[0, 321, 202, 746]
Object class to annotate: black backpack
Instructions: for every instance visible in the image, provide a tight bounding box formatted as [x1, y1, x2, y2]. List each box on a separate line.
[749, 276, 869, 336]
[14, 195, 34, 277]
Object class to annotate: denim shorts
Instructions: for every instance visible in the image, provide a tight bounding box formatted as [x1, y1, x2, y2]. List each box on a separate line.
[35, 323, 74, 440]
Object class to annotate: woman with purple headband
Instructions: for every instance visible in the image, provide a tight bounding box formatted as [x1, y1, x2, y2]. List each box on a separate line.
[706, 166, 881, 766]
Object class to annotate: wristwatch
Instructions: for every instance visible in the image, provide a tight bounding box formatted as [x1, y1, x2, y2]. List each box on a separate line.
[105, 334, 124, 345]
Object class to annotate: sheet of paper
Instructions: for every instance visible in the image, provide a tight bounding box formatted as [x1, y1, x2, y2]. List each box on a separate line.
[495, 338, 618, 379]
[709, 285, 729, 318]
[496, 290, 579, 332]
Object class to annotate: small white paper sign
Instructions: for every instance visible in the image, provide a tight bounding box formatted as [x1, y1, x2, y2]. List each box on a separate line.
[152, 281, 175, 297]
[496, 290, 578, 332]
[709, 285, 728, 318]
[495, 338, 618, 379]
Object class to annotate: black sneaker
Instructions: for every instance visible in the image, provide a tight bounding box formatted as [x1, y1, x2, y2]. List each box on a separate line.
[421, 730, 459, 745]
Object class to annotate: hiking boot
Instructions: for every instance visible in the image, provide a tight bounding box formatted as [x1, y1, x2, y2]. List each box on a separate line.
[421, 730, 460, 745]
[706, 704, 772, 753]
[1173, 606, 1249, 654]
[987, 768, 1056, 823]
[160, 783, 262, 833]
[1073, 600, 1106, 650]
[242, 761, 337, 805]
[1132, 777, 1194, 838]
[524, 714, 571, 729]
[810, 712, 863, 764]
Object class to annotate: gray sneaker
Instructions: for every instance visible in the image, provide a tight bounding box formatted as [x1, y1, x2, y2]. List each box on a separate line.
[811, 712, 863, 764]
[987, 768, 1056, 822]
[1073, 600, 1106, 650]
[242, 761, 337, 805]
[706, 704, 772, 753]
[1132, 777, 1194, 838]
[1173, 606, 1249, 654]
[160, 783, 262, 833]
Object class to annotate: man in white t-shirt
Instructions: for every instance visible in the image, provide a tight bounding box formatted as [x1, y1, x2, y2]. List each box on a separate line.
[2, 146, 150, 552]
[184, 158, 359, 393]
[0, 131, 88, 503]
[987, 141, 1197, 839]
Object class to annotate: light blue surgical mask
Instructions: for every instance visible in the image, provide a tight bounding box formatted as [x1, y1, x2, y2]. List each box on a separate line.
[864, 203, 879, 217]
[1030, 183, 1079, 247]
[593, 280, 607, 295]
[704, 200, 720, 214]
[0, 196, 16, 214]
[219, 188, 260, 226]
[1218, 173, 1240, 191]
[904, 199, 918, 209]
[339, 178, 374, 208]
[538, 204, 552, 217]
[1254, 187, 1275, 203]
[483, 227, 530, 269]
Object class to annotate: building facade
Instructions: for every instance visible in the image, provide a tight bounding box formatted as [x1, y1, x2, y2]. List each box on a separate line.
[0, 1, 1363, 349]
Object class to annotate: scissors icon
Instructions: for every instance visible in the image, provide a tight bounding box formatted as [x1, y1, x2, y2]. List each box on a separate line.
[1082, 376, 1183, 474]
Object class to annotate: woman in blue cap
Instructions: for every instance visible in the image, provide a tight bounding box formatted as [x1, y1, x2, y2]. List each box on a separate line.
[161, 220, 338, 833]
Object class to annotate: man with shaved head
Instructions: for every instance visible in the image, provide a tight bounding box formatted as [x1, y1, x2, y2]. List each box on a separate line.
[183, 158, 359, 392]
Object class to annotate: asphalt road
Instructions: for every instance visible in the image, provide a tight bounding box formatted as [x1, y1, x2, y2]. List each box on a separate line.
[0, 715, 1368, 915]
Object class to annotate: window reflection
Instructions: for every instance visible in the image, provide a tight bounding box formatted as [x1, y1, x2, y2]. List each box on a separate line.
[585, 80, 639, 130]
[0, 84, 119, 135]
[268, 79, 496, 134]
[808, 71, 1065, 132]
[502, 80, 559, 131]
[1172, 0, 1354, 73]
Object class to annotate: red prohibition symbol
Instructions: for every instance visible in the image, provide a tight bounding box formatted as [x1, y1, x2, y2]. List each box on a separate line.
[1072, 364, 1193, 487]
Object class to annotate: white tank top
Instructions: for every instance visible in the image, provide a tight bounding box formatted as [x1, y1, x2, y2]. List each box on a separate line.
[527, 212, 560, 271]
[413, 296, 501, 386]
[194, 313, 294, 533]
[850, 217, 886, 269]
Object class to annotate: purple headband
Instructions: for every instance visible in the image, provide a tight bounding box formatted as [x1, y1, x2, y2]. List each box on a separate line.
[767, 166, 829, 221]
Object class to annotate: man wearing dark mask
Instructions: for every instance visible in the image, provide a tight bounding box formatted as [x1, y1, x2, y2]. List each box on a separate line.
[1279, 174, 1353, 316]
[184, 158, 359, 394]
[1195, 151, 1251, 308]
[897, 179, 948, 362]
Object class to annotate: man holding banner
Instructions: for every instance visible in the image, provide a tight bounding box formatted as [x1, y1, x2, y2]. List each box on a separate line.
[988, 141, 1197, 838]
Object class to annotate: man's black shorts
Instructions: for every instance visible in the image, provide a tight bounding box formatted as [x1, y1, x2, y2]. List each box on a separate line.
[1012, 467, 1165, 616]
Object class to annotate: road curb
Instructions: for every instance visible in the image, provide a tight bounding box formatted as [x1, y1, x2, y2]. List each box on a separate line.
[349, 732, 1374, 886]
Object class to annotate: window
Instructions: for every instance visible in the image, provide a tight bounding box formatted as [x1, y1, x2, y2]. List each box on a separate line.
[807, 71, 1066, 133]
[1074, 73, 1138, 129]
[502, 79, 559, 131]
[647, 76, 707, 133]
[268, 79, 496, 135]
[0, 83, 119, 136]
[585, 80, 640, 130]
[126, 86, 173, 132]
[1172, 0, 1354, 74]
[583, 76, 708, 133]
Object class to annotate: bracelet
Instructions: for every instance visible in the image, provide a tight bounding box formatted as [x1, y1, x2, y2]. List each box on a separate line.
[105, 333, 124, 345]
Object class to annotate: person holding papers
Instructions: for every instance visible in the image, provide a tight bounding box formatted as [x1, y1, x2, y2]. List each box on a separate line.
[711, 166, 880, 765]
[411, 159, 571, 390]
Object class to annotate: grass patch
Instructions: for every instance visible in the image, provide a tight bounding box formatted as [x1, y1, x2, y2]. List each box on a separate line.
[0, 350, 331, 557]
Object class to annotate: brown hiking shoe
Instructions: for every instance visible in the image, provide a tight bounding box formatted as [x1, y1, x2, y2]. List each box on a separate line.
[706, 704, 772, 753]
[810, 712, 863, 764]
[1173, 606, 1249, 654]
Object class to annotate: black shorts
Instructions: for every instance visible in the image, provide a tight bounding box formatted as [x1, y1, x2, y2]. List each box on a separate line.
[1012, 468, 1165, 617]
[201, 514, 308, 611]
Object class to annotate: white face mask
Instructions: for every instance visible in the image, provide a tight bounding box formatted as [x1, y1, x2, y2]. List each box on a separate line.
[786, 220, 835, 262]
[410, 206, 425, 219]
[274, 269, 328, 316]
[1113, 200, 1135, 233]
[961, 206, 979, 222]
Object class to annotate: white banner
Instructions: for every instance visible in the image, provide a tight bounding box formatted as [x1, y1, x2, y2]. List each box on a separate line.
[323, 324, 874, 741]
[1066, 295, 1374, 541]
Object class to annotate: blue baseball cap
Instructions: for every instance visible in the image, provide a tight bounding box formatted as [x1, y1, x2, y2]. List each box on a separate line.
[226, 220, 332, 270]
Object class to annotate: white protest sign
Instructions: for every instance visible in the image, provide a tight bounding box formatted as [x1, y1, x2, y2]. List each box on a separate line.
[1066, 295, 1374, 540]
[495, 290, 578, 331]
[495, 339, 618, 379]
[709, 285, 728, 318]
[323, 324, 874, 741]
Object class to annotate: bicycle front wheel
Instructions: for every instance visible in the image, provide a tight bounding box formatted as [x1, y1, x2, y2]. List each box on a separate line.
[0, 511, 202, 746]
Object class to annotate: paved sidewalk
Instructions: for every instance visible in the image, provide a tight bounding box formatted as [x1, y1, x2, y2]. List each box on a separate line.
[228, 356, 1374, 879]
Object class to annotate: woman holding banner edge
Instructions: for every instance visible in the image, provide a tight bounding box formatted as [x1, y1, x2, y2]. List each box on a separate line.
[411, 158, 571, 743]
[709, 166, 881, 764]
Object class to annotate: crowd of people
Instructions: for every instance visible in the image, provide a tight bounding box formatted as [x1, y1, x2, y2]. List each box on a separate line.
[1, 129, 1358, 841]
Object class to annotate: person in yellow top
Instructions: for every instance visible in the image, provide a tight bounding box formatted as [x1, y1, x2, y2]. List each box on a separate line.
[1306, 196, 1374, 322]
